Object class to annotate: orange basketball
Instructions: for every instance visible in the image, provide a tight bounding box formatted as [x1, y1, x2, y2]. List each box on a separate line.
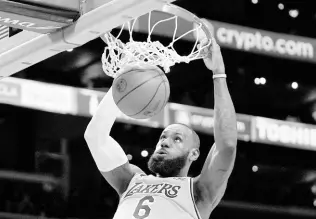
[112, 65, 170, 119]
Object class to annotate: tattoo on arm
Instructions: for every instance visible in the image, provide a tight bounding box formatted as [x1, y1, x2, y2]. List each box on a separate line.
[213, 80, 237, 145]
[216, 107, 237, 140]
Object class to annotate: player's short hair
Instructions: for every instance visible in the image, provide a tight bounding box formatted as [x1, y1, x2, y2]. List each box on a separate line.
[173, 123, 200, 149]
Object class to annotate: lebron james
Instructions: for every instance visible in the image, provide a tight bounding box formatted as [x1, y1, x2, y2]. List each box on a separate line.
[84, 35, 237, 219]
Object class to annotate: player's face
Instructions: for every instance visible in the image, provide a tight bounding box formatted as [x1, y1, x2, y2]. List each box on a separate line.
[147, 124, 194, 177]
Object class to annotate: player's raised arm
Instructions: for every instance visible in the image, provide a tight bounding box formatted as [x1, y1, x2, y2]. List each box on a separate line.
[194, 37, 237, 209]
[84, 86, 144, 196]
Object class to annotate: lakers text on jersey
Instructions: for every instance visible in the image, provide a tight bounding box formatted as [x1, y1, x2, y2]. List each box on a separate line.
[113, 174, 201, 219]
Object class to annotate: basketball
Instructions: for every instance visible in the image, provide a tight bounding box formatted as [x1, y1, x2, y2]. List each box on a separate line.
[112, 64, 170, 119]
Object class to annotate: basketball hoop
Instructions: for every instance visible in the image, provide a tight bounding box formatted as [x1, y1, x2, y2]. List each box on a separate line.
[101, 4, 213, 78]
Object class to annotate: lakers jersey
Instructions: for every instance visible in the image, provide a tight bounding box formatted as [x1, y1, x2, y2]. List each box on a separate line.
[113, 173, 201, 219]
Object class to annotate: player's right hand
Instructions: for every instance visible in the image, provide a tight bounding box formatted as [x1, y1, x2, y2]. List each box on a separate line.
[200, 37, 225, 75]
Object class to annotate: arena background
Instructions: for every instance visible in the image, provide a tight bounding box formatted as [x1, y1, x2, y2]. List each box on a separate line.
[0, 0, 316, 218]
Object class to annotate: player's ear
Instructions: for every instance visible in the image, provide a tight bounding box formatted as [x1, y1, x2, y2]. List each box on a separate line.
[189, 148, 200, 162]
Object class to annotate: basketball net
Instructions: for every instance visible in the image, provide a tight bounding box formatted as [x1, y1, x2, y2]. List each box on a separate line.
[101, 4, 213, 78]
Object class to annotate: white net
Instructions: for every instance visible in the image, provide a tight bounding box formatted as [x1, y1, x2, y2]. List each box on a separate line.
[101, 10, 212, 78]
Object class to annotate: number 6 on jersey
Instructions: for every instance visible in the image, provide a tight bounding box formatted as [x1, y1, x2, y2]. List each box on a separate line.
[133, 196, 155, 219]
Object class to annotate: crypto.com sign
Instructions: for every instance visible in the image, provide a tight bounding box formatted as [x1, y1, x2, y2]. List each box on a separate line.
[209, 20, 315, 63]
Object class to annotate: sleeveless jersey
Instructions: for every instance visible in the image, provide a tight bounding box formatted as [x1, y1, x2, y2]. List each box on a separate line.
[112, 173, 202, 219]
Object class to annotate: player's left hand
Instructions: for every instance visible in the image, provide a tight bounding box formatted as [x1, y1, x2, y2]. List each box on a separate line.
[199, 37, 225, 75]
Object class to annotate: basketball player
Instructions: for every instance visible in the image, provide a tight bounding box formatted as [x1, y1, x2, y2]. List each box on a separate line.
[84, 37, 237, 219]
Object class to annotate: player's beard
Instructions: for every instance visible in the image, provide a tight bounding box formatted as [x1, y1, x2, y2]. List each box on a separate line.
[147, 152, 189, 177]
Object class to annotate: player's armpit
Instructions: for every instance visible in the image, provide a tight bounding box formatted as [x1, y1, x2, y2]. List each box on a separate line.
[193, 179, 227, 218]
[101, 162, 144, 196]
[193, 143, 236, 202]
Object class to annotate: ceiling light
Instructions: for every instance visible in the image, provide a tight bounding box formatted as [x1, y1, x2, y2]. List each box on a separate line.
[311, 184, 316, 194]
[291, 82, 298, 89]
[289, 9, 299, 18]
[252, 165, 258, 172]
[254, 78, 260, 85]
[259, 77, 266, 85]
[141, 150, 148, 157]
[278, 3, 284, 10]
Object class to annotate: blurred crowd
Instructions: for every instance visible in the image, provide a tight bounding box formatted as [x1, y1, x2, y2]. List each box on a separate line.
[0, 181, 66, 218]
[0, 178, 119, 219]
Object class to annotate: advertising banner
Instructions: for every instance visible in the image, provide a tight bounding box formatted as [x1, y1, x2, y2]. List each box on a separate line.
[20, 79, 76, 114]
[209, 20, 315, 63]
[2, 77, 316, 151]
[0, 79, 21, 105]
[167, 103, 252, 141]
[252, 117, 316, 151]
[0, 77, 77, 115]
